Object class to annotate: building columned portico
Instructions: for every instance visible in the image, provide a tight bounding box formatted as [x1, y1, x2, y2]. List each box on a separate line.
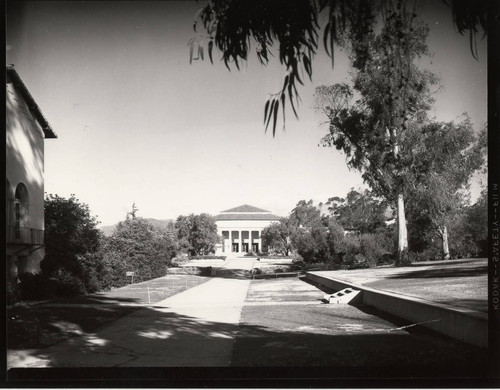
[214, 205, 281, 255]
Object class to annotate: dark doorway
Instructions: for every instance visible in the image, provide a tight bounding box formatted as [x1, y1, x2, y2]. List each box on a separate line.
[252, 243, 259, 253]
[232, 243, 239, 252]
[242, 243, 249, 253]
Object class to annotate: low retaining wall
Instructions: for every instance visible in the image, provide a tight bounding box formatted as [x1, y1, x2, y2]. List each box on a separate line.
[253, 271, 304, 279]
[306, 271, 488, 348]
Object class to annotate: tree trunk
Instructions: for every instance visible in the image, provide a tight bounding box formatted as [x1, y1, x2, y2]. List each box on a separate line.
[395, 192, 409, 266]
[441, 225, 450, 260]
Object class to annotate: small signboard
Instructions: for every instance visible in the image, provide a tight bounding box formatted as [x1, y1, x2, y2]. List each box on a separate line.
[126, 271, 135, 284]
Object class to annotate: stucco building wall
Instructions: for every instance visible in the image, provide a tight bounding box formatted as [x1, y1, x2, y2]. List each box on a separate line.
[6, 67, 56, 277]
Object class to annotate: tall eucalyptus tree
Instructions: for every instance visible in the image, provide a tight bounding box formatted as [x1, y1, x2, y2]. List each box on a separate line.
[313, 10, 438, 264]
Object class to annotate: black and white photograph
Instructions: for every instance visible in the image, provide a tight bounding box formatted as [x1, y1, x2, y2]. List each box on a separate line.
[5, 0, 497, 386]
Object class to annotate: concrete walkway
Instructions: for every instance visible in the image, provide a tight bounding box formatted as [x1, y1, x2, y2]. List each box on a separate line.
[8, 278, 251, 368]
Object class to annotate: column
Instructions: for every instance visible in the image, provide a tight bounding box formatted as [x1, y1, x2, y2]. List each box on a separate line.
[239, 230, 242, 253]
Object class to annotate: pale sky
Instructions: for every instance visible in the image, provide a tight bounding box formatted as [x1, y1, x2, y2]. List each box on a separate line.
[6, 1, 487, 226]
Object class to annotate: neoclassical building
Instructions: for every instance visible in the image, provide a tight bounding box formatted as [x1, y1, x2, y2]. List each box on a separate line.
[214, 205, 282, 255]
[6, 65, 57, 277]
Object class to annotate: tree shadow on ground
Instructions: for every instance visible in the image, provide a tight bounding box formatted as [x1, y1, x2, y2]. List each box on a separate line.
[232, 324, 487, 373]
[434, 298, 488, 313]
[7, 296, 142, 349]
[408, 259, 485, 268]
[386, 265, 488, 279]
[8, 301, 488, 381]
[43, 295, 141, 305]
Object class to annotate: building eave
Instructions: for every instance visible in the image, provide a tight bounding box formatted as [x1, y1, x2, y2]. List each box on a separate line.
[221, 204, 270, 213]
[6, 65, 57, 139]
[215, 213, 282, 221]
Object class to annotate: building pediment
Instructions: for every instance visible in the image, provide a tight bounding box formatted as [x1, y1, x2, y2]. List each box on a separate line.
[221, 204, 270, 213]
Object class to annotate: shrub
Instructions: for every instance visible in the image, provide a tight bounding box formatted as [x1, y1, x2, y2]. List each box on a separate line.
[359, 233, 388, 267]
[51, 269, 86, 297]
[378, 253, 395, 265]
[251, 268, 261, 275]
[349, 254, 369, 269]
[417, 242, 443, 261]
[259, 255, 294, 260]
[289, 260, 306, 271]
[189, 255, 226, 260]
[18, 272, 54, 300]
[102, 218, 177, 286]
[7, 278, 22, 305]
[341, 234, 361, 268]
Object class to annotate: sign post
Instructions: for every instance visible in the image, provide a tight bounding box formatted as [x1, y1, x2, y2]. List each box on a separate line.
[126, 271, 135, 284]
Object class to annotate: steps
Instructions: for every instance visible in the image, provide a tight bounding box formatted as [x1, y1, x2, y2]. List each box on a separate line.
[214, 268, 252, 279]
[323, 288, 361, 304]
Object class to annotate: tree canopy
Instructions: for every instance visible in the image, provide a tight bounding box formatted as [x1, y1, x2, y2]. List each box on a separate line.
[326, 188, 391, 233]
[261, 217, 296, 256]
[403, 118, 486, 258]
[191, 0, 487, 134]
[312, 6, 441, 264]
[175, 213, 220, 255]
[104, 217, 176, 283]
[41, 194, 101, 278]
[289, 199, 326, 228]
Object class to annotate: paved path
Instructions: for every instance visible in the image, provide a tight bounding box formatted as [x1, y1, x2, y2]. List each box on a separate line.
[8, 278, 250, 368]
[219, 256, 257, 270]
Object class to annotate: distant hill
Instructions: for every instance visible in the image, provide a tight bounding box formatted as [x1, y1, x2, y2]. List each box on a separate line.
[100, 218, 174, 237]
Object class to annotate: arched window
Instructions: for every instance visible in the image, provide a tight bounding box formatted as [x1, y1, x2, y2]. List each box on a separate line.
[14, 183, 28, 240]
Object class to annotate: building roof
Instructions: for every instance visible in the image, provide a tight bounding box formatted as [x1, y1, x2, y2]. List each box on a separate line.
[6, 65, 57, 139]
[215, 213, 282, 221]
[221, 204, 270, 213]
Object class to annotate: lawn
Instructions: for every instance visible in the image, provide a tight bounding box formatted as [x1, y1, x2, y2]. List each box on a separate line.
[231, 278, 487, 373]
[313, 258, 487, 312]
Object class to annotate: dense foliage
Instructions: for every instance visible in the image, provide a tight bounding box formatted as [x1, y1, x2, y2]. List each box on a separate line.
[326, 189, 391, 233]
[403, 119, 486, 258]
[101, 217, 177, 288]
[175, 213, 220, 256]
[13, 199, 180, 302]
[41, 194, 102, 294]
[262, 185, 485, 270]
[314, 7, 441, 265]
[261, 199, 394, 268]
[261, 217, 296, 256]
